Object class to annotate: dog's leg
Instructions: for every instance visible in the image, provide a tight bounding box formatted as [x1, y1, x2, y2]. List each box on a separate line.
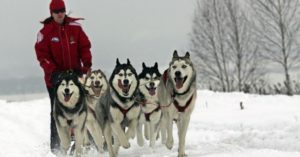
[144, 122, 150, 140]
[56, 125, 70, 154]
[177, 114, 191, 157]
[92, 122, 105, 153]
[160, 113, 167, 144]
[126, 119, 137, 139]
[87, 121, 104, 153]
[137, 120, 144, 146]
[111, 122, 130, 149]
[104, 124, 116, 157]
[74, 113, 87, 156]
[166, 113, 174, 150]
[112, 132, 121, 155]
[149, 121, 156, 148]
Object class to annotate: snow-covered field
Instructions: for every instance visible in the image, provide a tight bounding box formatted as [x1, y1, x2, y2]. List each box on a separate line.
[0, 90, 300, 157]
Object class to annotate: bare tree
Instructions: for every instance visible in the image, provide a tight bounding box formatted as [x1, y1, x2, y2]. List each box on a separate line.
[250, 0, 300, 95]
[190, 0, 262, 92]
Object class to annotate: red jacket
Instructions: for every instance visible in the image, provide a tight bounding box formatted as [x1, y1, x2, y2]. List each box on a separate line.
[35, 17, 92, 87]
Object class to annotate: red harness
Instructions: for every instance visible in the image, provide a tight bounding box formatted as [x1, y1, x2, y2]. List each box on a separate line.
[115, 102, 136, 118]
[144, 106, 161, 121]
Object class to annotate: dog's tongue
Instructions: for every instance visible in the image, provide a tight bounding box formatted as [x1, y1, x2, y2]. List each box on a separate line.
[149, 88, 156, 96]
[94, 89, 101, 96]
[64, 95, 71, 102]
[175, 78, 183, 89]
[118, 80, 130, 93]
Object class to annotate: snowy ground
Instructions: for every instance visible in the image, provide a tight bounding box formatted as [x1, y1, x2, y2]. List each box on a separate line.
[0, 90, 300, 157]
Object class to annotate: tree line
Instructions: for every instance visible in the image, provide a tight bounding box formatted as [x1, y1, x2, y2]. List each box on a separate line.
[190, 0, 300, 95]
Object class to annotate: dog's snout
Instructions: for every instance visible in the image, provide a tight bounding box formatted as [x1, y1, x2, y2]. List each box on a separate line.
[95, 80, 100, 86]
[150, 82, 155, 87]
[123, 79, 129, 85]
[64, 88, 70, 94]
[175, 71, 181, 77]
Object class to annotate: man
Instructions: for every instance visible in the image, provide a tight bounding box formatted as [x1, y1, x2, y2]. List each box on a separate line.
[34, 0, 92, 152]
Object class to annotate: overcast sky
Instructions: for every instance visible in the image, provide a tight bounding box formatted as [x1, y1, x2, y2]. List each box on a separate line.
[0, 0, 196, 79]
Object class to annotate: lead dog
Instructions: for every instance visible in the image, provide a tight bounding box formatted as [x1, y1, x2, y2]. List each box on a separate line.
[136, 62, 162, 148]
[53, 71, 87, 156]
[83, 69, 108, 153]
[158, 50, 197, 157]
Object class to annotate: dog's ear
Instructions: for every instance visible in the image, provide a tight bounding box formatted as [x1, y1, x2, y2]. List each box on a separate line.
[154, 62, 158, 69]
[185, 52, 190, 58]
[173, 50, 179, 58]
[127, 58, 131, 65]
[142, 62, 146, 69]
[116, 58, 121, 66]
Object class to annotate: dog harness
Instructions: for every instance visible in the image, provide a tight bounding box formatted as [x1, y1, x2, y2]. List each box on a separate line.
[144, 106, 161, 121]
[115, 102, 137, 118]
[173, 95, 194, 113]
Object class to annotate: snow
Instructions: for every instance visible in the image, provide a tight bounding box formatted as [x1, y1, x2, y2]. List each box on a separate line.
[0, 90, 300, 157]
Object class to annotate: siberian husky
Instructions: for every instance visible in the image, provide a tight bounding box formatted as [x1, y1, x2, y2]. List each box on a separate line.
[83, 69, 108, 153]
[136, 62, 162, 148]
[95, 59, 140, 157]
[158, 50, 197, 157]
[53, 71, 87, 156]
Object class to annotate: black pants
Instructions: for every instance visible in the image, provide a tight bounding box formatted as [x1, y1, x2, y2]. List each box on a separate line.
[47, 87, 60, 152]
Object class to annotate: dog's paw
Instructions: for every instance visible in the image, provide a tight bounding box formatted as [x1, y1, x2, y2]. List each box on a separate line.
[122, 141, 131, 149]
[178, 153, 187, 157]
[166, 138, 174, 150]
[150, 140, 155, 148]
[137, 138, 144, 147]
[126, 130, 135, 139]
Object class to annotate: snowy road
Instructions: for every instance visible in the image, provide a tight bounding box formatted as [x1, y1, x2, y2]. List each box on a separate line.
[0, 91, 300, 157]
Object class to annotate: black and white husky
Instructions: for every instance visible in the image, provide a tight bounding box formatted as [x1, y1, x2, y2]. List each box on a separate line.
[95, 59, 140, 156]
[136, 62, 162, 148]
[83, 69, 108, 153]
[158, 50, 197, 157]
[53, 71, 87, 156]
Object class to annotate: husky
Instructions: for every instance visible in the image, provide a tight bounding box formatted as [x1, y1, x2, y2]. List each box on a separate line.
[83, 69, 108, 153]
[53, 71, 87, 156]
[158, 50, 197, 157]
[95, 58, 140, 157]
[136, 62, 162, 148]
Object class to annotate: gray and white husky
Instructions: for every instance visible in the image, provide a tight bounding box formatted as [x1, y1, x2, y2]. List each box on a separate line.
[136, 62, 162, 148]
[95, 59, 140, 156]
[158, 50, 197, 157]
[53, 71, 87, 156]
[83, 69, 108, 153]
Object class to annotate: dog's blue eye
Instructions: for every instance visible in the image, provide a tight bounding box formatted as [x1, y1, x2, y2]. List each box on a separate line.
[182, 65, 187, 69]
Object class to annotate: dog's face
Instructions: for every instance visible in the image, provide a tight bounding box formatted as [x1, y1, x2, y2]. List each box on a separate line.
[55, 72, 82, 108]
[139, 62, 161, 97]
[169, 50, 195, 93]
[85, 69, 108, 98]
[110, 59, 139, 98]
